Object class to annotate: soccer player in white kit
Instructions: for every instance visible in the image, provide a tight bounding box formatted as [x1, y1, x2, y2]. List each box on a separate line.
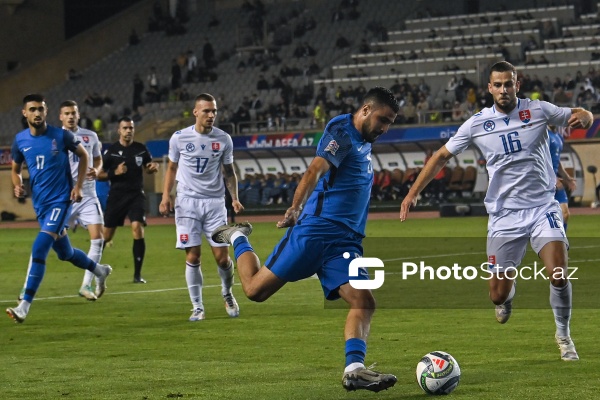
[400, 61, 593, 361]
[159, 93, 244, 321]
[17, 100, 105, 302]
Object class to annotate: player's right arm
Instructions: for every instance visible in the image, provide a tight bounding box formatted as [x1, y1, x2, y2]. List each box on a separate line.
[11, 161, 25, 198]
[277, 156, 330, 228]
[400, 146, 454, 221]
[10, 139, 25, 198]
[159, 159, 178, 216]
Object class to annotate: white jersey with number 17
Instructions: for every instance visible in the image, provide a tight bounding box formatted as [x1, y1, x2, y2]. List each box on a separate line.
[445, 98, 571, 213]
[168, 125, 234, 199]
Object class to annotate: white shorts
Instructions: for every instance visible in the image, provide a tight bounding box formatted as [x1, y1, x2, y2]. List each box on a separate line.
[487, 200, 568, 272]
[68, 196, 104, 228]
[175, 196, 228, 249]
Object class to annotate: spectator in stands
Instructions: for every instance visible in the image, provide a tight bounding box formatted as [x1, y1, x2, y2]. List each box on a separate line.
[129, 29, 140, 46]
[170, 58, 182, 90]
[358, 38, 371, 54]
[132, 73, 144, 111]
[92, 115, 103, 136]
[313, 100, 327, 129]
[256, 74, 270, 90]
[451, 100, 464, 122]
[186, 50, 197, 83]
[553, 86, 571, 106]
[402, 94, 417, 124]
[66, 68, 82, 81]
[455, 73, 475, 102]
[335, 34, 350, 49]
[84, 92, 104, 108]
[203, 38, 216, 69]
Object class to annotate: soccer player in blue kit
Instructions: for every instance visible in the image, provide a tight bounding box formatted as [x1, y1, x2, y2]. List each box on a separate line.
[548, 125, 576, 233]
[7, 94, 112, 323]
[212, 87, 400, 392]
[400, 61, 593, 361]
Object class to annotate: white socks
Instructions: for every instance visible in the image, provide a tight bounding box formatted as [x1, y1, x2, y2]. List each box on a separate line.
[230, 231, 245, 244]
[344, 362, 365, 373]
[550, 281, 572, 337]
[186, 262, 203, 310]
[83, 238, 104, 286]
[218, 259, 235, 296]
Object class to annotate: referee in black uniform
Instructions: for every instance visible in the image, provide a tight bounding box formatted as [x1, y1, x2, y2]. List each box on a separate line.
[98, 117, 159, 283]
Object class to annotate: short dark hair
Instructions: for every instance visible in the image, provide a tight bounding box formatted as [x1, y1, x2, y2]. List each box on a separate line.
[118, 116, 133, 124]
[59, 100, 78, 109]
[363, 87, 399, 113]
[195, 93, 216, 103]
[489, 61, 516, 79]
[23, 94, 45, 105]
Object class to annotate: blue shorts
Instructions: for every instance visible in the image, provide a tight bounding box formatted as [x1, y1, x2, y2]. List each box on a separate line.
[36, 201, 72, 235]
[554, 188, 568, 204]
[265, 215, 368, 300]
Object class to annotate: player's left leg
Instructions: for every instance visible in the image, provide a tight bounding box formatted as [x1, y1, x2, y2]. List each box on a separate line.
[131, 221, 146, 283]
[338, 284, 397, 392]
[212, 222, 287, 302]
[532, 202, 577, 361]
[205, 198, 239, 317]
[76, 198, 105, 300]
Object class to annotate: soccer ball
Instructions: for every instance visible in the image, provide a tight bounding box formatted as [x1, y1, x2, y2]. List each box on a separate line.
[416, 351, 461, 395]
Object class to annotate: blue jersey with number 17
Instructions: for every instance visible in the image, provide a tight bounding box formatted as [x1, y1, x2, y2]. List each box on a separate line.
[302, 114, 373, 236]
[11, 125, 80, 214]
[446, 98, 571, 213]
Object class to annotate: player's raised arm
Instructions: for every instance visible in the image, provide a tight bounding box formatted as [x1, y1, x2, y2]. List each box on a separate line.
[400, 146, 454, 221]
[568, 108, 593, 129]
[277, 156, 330, 228]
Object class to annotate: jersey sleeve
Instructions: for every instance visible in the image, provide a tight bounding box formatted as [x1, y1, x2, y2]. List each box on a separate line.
[445, 119, 473, 155]
[222, 134, 234, 165]
[168, 133, 180, 163]
[102, 147, 112, 172]
[63, 129, 80, 152]
[91, 133, 102, 158]
[540, 101, 571, 126]
[143, 144, 153, 165]
[11, 138, 24, 164]
[315, 125, 352, 168]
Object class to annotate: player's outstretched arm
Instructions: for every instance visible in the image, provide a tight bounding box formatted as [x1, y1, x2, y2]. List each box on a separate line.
[277, 156, 330, 228]
[568, 108, 593, 129]
[400, 146, 454, 222]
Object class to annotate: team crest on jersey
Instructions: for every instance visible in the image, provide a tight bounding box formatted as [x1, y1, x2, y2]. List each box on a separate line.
[212, 143, 220, 152]
[483, 120, 495, 132]
[180, 234, 189, 244]
[186, 143, 195, 152]
[51, 139, 58, 155]
[82, 136, 89, 143]
[519, 110, 531, 123]
[324, 139, 339, 155]
[135, 156, 143, 166]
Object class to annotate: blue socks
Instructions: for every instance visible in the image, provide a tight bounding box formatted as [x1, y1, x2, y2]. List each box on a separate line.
[233, 236, 254, 260]
[345, 338, 367, 367]
[53, 234, 96, 271]
[23, 232, 54, 302]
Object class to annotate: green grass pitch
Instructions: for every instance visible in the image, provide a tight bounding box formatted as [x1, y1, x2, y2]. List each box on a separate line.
[1, 214, 599, 399]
